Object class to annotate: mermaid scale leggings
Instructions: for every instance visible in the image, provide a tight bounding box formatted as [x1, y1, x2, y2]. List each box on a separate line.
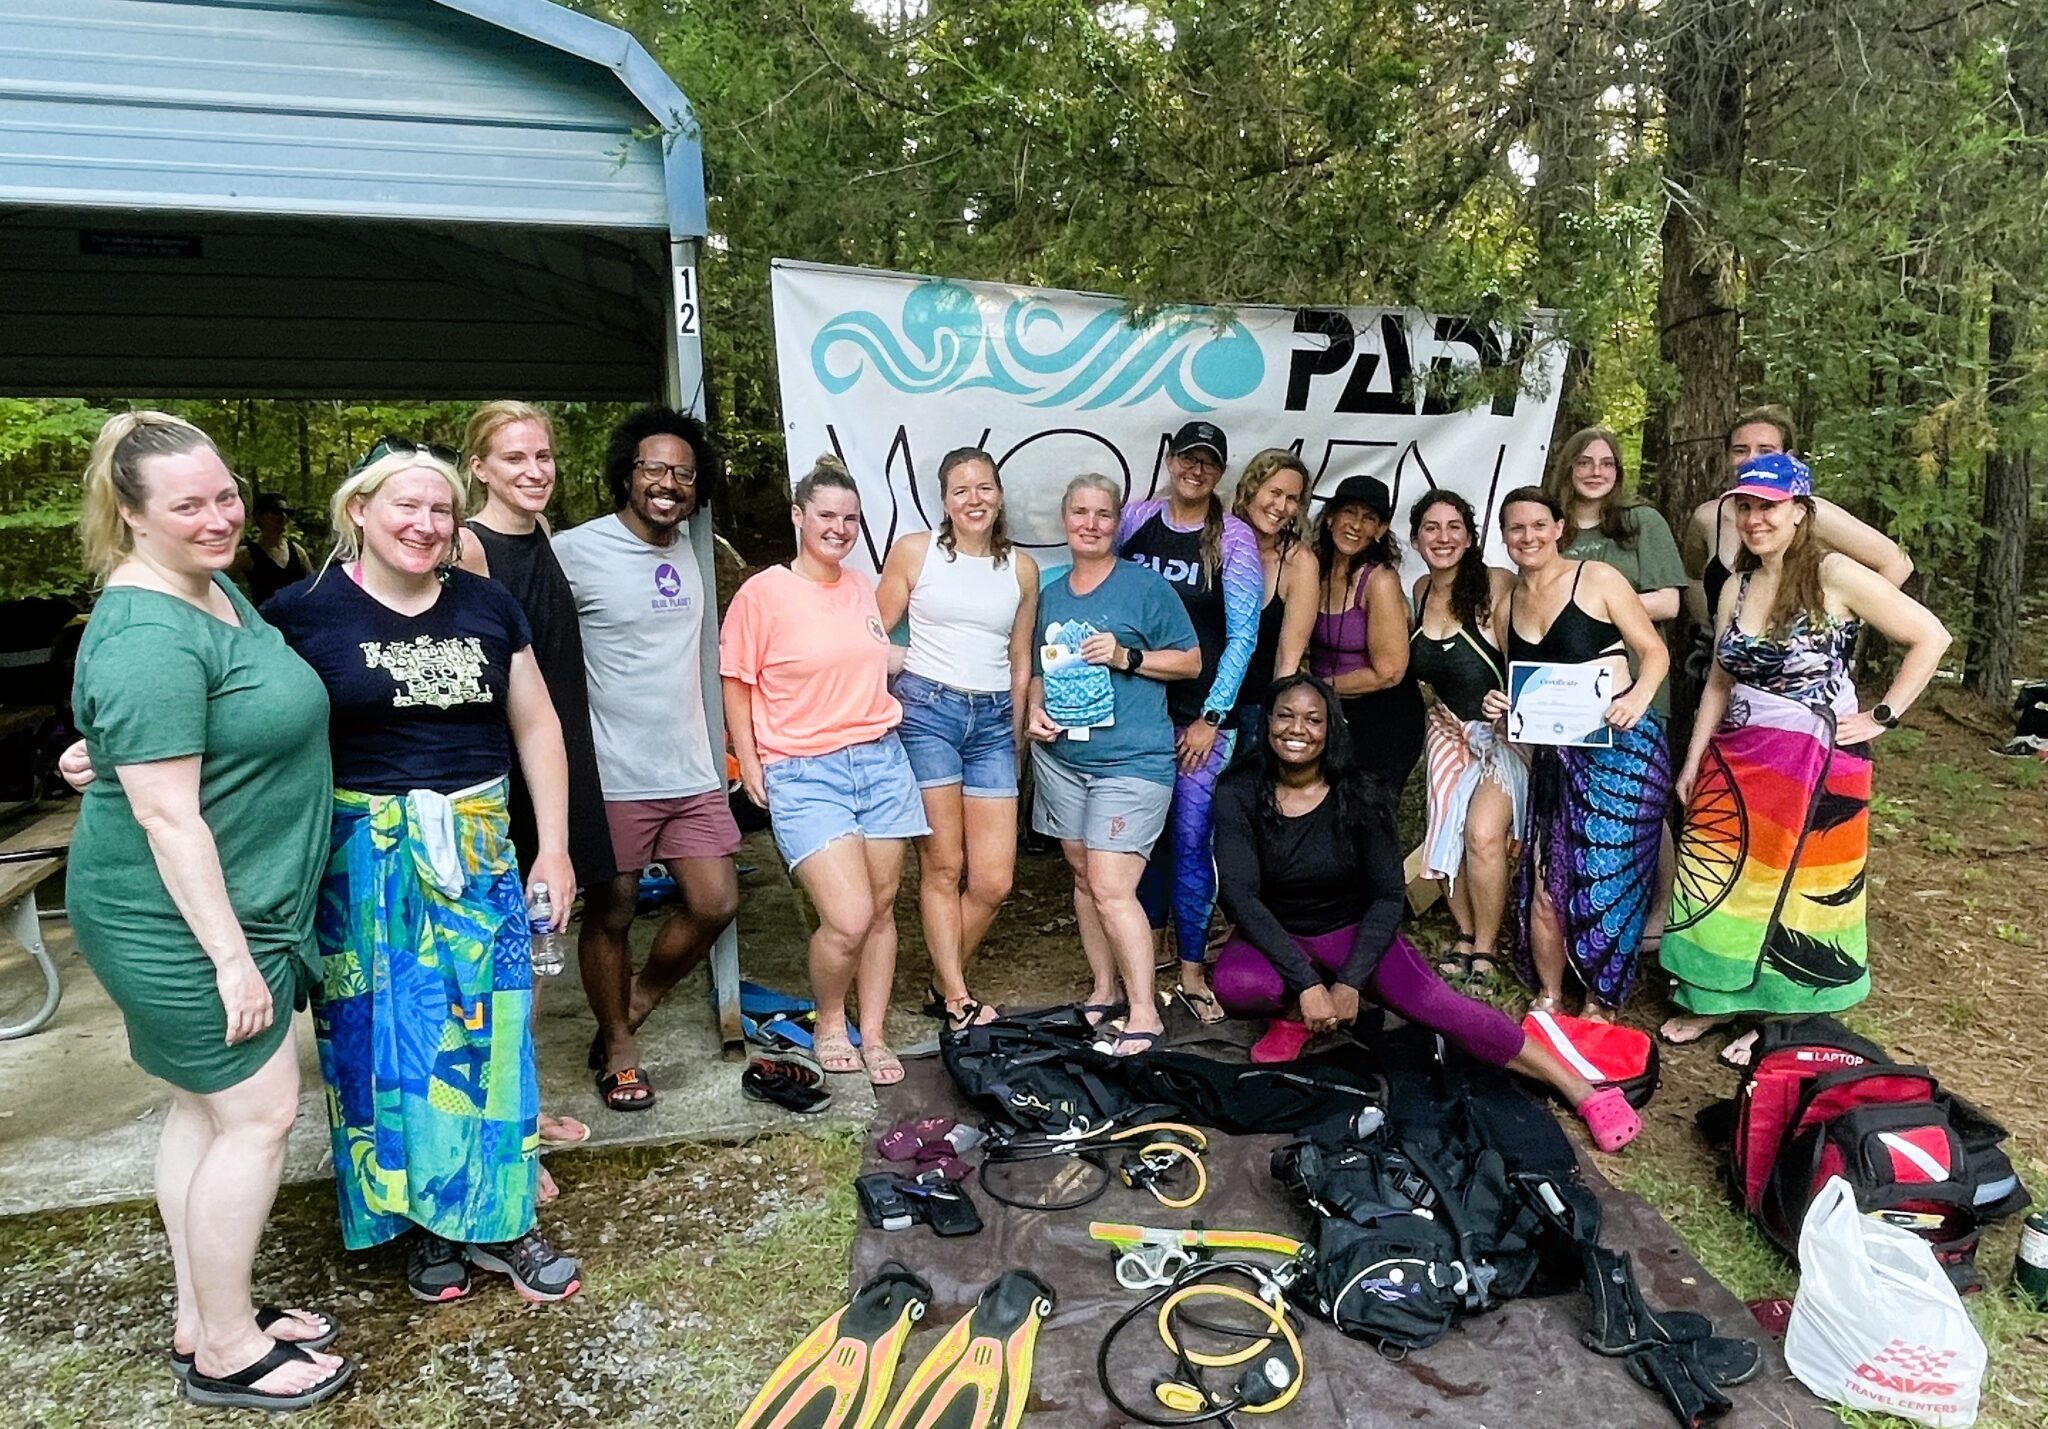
[1136, 725, 1235, 965]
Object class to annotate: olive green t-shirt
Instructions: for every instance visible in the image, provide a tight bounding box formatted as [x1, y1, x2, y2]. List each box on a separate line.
[70, 578, 333, 986]
[1567, 506, 1685, 715]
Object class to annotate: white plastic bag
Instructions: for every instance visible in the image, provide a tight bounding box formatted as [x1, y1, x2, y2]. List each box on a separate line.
[1784, 1176, 1986, 1427]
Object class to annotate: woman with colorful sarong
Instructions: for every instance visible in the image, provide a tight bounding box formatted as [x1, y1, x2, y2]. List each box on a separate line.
[1485, 487, 1670, 1021]
[1659, 454, 1950, 1057]
[265, 441, 582, 1306]
[1407, 491, 1525, 986]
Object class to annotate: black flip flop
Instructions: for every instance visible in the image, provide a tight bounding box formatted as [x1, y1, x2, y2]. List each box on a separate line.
[596, 1066, 655, 1111]
[169, 1305, 340, 1380]
[1098, 1028, 1164, 1058]
[183, 1339, 354, 1411]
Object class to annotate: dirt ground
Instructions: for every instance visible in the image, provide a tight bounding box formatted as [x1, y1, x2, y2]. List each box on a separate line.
[1, 689, 2043, 1427]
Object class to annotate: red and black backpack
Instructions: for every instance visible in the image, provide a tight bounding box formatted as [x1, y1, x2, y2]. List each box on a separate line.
[1697, 1016, 2028, 1288]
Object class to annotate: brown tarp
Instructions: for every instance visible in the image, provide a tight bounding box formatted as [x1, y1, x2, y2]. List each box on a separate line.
[849, 1056, 1836, 1428]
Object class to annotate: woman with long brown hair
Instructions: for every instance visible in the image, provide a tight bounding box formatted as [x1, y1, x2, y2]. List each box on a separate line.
[876, 448, 1040, 1031]
[1661, 455, 1949, 1062]
[1307, 475, 1425, 797]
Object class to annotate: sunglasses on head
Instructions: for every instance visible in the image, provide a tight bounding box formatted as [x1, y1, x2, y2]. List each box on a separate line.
[352, 434, 459, 475]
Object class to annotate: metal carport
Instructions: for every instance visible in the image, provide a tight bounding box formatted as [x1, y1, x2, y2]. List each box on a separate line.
[0, 0, 744, 1040]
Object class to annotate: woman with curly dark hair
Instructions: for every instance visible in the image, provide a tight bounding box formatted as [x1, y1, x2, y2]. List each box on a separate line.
[1407, 490, 1524, 985]
[1207, 674, 1638, 1151]
[1307, 475, 1425, 796]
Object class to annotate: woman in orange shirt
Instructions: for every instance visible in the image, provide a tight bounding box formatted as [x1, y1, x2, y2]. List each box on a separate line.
[720, 456, 929, 1085]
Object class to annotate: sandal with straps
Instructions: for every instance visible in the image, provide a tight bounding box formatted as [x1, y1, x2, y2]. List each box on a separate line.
[922, 987, 999, 1033]
[1171, 984, 1226, 1026]
[183, 1339, 355, 1411]
[1436, 935, 1478, 981]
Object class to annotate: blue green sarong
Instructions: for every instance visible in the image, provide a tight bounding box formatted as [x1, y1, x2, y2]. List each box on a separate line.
[313, 779, 538, 1251]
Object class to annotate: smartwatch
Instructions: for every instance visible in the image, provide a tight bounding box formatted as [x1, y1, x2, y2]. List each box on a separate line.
[1200, 709, 1225, 728]
[1123, 646, 1144, 675]
[1871, 703, 1900, 730]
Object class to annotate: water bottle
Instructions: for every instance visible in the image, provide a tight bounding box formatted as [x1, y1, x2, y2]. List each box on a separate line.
[528, 883, 567, 977]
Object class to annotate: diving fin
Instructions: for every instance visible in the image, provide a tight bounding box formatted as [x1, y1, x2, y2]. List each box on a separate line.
[737, 1265, 933, 1429]
[880, 1269, 1056, 1429]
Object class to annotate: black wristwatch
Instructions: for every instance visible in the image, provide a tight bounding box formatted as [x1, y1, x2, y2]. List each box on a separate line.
[1200, 709, 1225, 728]
[1123, 645, 1144, 675]
[1871, 703, 1901, 730]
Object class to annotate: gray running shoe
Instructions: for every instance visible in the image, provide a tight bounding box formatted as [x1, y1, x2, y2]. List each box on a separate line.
[467, 1230, 582, 1303]
[405, 1231, 471, 1303]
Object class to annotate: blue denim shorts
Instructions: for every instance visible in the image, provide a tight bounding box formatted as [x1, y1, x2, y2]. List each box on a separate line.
[892, 670, 1018, 798]
[764, 733, 931, 870]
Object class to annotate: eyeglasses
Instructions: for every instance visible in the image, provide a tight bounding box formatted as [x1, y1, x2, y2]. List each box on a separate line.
[633, 460, 698, 486]
[353, 434, 459, 475]
[1174, 452, 1224, 476]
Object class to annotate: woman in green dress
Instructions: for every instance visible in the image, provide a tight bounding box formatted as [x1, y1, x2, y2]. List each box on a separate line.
[68, 412, 353, 1411]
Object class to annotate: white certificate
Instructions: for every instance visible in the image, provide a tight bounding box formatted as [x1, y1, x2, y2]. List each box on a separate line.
[1508, 660, 1615, 748]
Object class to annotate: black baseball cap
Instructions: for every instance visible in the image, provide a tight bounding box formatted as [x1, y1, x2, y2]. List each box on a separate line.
[1326, 474, 1393, 521]
[1169, 421, 1228, 466]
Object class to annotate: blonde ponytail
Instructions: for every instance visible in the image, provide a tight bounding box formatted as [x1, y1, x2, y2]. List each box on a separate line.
[79, 411, 218, 578]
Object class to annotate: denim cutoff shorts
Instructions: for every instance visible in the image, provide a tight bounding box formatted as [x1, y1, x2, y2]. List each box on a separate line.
[893, 670, 1018, 798]
[764, 732, 931, 870]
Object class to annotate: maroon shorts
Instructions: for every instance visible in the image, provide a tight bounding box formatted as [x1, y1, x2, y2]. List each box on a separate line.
[604, 791, 742, 871]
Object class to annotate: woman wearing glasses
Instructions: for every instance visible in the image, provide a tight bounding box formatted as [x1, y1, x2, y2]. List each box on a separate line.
[264, 438, 583, 1307]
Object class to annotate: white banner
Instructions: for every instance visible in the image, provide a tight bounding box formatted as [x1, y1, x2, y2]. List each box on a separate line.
[769, 260, 1568, 578]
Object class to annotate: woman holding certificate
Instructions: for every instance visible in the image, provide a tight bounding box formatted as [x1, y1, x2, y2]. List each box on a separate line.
[1483, 487, 1670, 1021]
[1660, 454, 1948, 1060]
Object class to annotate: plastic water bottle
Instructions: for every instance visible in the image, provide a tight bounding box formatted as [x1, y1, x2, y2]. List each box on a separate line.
[528, 884, 567, 977]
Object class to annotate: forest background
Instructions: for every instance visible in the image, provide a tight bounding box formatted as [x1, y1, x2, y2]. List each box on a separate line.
[2, 0, 2043, 699]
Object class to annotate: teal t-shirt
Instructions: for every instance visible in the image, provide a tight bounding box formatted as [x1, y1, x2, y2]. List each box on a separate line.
[1567, 506, 1685, 714]
[1033, 561, 1197, 786]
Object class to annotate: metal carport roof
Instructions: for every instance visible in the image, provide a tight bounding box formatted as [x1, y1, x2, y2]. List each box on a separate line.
[0, 0, 708, 401]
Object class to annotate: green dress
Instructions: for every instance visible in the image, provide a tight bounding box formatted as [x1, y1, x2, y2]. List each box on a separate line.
[1566, 506, 1687, 715]
[69, 576, 332, 1093]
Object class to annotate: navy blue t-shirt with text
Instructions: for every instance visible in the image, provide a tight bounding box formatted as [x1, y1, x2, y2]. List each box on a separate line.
[264, 568, 532, 795]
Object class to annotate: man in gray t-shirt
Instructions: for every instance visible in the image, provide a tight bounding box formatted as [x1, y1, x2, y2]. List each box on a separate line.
[551, 407, 741, 1112]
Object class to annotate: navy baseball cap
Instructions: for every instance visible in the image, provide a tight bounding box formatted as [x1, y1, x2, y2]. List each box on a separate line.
[1169, 421, 1228, 466]
[1730, 451, 1812, 502]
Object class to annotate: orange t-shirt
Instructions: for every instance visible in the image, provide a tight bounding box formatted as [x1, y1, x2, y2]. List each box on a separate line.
[719, 564, 902, 762]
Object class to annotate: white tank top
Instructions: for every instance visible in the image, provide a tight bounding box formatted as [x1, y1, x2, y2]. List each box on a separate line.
[902, 539, 1021, 693]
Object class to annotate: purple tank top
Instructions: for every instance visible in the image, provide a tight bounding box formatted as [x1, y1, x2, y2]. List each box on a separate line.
[1310, 566, 1374, 680]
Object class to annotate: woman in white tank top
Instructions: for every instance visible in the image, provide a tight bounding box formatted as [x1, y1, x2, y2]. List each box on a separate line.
[877, 449, 1039, 1030]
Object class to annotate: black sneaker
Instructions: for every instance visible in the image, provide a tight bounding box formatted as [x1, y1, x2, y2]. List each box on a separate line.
[467, 1230, 582, 1303]
[742, 1056, 831, 1114]
[405, 1231, 471, 1303]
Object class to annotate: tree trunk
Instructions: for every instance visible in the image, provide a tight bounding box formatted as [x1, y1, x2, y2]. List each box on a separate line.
[1650, 0, 1749, 743]
[1964, 293, 2030, 700]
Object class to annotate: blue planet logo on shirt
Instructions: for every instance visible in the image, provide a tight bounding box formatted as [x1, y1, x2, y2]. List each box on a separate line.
[654, 564, 683, 599]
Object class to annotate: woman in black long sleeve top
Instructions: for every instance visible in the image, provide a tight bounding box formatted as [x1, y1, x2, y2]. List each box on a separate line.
[1210, 674, 1641, 1152]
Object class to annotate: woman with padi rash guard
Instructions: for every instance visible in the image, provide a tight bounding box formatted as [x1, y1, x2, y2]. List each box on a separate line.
[1208, 674, 1639, 1152]
[263, 441, 582, 1307]
[875, 448, 1039, 1032]
[1225, 449, 1318, 762]
[1116, 420, 1261, 1024]
[1307, 474, 1426, 796]
[1029, 473, 1201, 1056]
[1486, 486, 1670, 1022]
[721, 456, 929, 1086]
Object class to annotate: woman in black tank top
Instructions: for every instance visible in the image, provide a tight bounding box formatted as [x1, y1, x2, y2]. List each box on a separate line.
[1228, 451, 1321, 755]
[1408, 491, 1525, 985]
[1490, 487, 1671, 1022]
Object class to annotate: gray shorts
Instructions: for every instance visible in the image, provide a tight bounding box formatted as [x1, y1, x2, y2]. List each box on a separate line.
[1029, 746, 1171, 855]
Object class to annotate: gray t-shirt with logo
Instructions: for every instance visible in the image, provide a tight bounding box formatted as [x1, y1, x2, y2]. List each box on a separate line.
[552, 513, 720, 801]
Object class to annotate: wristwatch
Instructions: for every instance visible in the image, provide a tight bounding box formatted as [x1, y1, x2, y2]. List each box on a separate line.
[1123, 645, 1144, 675]
[1200, 709, 1225, 728]
[1871, 703, 1901, 730]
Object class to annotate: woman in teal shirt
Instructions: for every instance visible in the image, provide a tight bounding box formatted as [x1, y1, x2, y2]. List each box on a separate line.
[68, 412, 351, 1411]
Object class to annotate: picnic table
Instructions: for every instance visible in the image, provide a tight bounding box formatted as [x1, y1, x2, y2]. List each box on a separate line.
[0, 802, 76, 1040]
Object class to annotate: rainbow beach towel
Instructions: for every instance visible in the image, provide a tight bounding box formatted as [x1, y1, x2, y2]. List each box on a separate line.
[1664, 685, 1871, 1016]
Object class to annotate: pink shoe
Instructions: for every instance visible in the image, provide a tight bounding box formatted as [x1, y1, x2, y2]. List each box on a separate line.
[1250, 1018, 1313, 1065]
[1577, 1086, 1641, 1153]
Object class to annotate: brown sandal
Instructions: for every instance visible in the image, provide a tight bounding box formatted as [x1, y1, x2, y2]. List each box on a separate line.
[860, 1042, 905, 1086]
[812, 1030, 863, 1075]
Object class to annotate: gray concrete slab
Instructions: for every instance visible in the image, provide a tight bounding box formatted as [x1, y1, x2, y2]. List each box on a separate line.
[0, 832, 873, 1217]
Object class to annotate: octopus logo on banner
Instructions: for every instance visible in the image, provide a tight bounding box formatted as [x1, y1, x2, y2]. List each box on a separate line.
[772, 260, 1569, 578]
[810, 281, 1264, 413]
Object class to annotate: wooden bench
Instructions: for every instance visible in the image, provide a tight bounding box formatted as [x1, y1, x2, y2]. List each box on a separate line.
[0, 803, 76, 1041]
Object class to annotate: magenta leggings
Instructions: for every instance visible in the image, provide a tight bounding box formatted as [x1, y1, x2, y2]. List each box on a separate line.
[1211, 926, 1526, 1068]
